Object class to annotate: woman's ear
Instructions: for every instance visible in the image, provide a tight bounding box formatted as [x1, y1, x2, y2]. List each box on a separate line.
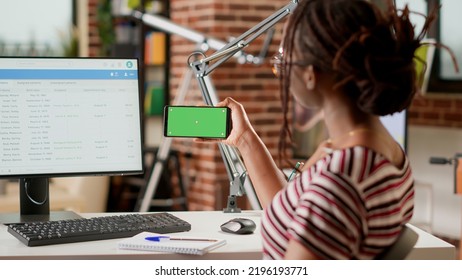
[304, 65, 316, 90]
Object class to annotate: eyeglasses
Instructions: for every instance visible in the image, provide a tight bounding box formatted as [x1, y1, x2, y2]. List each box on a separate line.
[271, 51, 311, 78]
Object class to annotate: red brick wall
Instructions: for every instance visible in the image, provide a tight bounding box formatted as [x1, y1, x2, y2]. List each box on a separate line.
[169, 0, 288, 210]
[409, 94, 462, 128]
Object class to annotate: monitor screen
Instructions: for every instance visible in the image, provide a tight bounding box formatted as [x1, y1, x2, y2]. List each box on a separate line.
[0, 57, 143, 223]
[380, 110, 407, 151]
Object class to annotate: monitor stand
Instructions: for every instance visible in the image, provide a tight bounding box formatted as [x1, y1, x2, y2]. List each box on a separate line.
[0, 211, 83, 224]
[0, 177, 83, 224]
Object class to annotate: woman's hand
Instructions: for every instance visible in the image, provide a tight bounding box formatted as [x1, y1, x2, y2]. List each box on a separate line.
[195, 97, 255, 150]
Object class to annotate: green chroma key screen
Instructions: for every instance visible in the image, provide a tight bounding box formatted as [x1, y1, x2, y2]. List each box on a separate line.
[164, 106, 230, 138]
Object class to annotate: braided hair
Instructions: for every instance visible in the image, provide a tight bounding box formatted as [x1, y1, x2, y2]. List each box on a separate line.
[278, 0, 441, 166]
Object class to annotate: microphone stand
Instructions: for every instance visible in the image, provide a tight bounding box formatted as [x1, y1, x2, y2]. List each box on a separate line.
[188, 0, 299, 212]
[131, 9, 275, 212]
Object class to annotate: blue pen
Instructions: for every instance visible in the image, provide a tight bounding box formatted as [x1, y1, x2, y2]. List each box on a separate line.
[145, 236, 218, 242]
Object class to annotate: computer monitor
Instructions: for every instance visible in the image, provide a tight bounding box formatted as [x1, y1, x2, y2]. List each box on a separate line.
[0, 57, 143, 223]
[379, 40, 436, 151]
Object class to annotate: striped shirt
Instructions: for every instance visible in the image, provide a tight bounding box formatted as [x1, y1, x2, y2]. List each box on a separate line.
[261, 146, 414, 259]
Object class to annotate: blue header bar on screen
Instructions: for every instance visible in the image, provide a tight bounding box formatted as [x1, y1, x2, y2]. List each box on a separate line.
[0, 69, 138, 80]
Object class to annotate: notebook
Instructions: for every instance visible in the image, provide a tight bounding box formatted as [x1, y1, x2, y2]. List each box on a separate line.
[117, 232, 226, 255]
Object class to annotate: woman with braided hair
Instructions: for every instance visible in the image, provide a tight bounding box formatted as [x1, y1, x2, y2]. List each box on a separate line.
[197, 0, 456, 259]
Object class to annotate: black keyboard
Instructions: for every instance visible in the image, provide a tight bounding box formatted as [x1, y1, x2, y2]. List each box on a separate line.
[7, 212, 191, 247]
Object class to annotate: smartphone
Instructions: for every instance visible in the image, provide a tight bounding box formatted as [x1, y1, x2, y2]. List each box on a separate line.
[163, 105, 231, 138]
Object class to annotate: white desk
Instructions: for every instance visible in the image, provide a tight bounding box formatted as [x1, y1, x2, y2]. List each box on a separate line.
[0, 211, 456, 260]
